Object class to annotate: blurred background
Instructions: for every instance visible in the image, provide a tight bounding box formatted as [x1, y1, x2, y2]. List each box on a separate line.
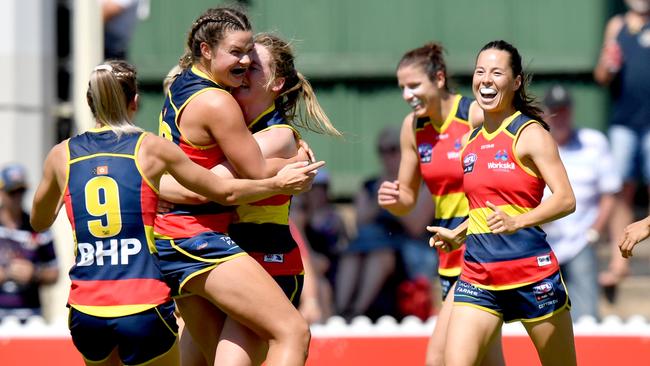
[2, 0, 648, 327]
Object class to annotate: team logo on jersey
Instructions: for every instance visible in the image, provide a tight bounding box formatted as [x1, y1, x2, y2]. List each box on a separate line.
[264, 254, 284, 263]
[463, 153, 477, 173]
[93, 166, 109, 175]
[453, 138, 462, 151]
[532, 281, 555, 302]
[487, 150, 515, 171]
[418, 143, 433, 163]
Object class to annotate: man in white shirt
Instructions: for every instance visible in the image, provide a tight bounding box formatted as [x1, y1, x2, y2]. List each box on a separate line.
[542, 85, 622, 321]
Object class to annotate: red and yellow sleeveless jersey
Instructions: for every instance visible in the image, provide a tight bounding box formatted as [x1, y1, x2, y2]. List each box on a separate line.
[228, 106, 304, 276]
[155, 66, 234, 238]
[64, 128, 170, 317]
[460, 111, 558, 290]
[416, 95, 471, 277]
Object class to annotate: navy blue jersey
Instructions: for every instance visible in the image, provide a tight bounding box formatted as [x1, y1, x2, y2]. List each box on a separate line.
[64, 127, 170, 317]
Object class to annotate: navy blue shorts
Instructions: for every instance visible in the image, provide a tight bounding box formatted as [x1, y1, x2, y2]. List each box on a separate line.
[155, 232, 247, 296]
[69, 301, 178, 365]
[439, 274, 459, 301]
[273, 274, 304, 308]
[453, 271, 571, 323]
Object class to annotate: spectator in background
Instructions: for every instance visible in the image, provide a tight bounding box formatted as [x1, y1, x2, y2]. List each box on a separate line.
[335, 126, 423, 320]
[542, 85, 621, 321]
[102, 0, 145, 59]
[0, 163, 58, 321]
[292, 169, 349, 320]
[594, 0, 650, 298]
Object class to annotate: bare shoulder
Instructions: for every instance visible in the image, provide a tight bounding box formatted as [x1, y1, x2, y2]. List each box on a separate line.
[468, 100, 484, 128]
[45, 139, 70, 167]
[517, 122, 555, 156]
[604, 14, 624, 39]
[191, 89, 241, 119]
[401, 112, 416, 130]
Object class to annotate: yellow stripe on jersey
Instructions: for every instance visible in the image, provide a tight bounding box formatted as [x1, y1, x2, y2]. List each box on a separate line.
[70, 303, 157, 317]
[69, 153, 134, 165]
[470, 280, 536, 291]
[438, 266, 462, 277]
[433, 192, 469, 219]
[436, 94, 462, 133]
[236, 202, 290, 225]
[145, 224, 157, 254]
[467, 205, 533, 235]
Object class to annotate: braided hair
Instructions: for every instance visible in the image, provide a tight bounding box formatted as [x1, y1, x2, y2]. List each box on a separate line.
[179, 7, 251, 69]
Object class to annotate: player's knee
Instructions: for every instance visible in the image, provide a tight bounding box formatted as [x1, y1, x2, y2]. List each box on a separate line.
[281, 313, 311, 349]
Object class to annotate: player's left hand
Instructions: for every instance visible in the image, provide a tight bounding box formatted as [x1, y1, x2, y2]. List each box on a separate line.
[427, 226, 461, 252]
[486, 201, 519, 234]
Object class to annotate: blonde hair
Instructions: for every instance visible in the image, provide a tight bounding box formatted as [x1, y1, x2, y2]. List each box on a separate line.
[163, 64, 182, 95]
[254, 33, 342, 137]
[86, 60, 142, 136]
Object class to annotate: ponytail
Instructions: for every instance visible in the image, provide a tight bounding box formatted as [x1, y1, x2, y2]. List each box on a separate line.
[86, 60, 142, 136]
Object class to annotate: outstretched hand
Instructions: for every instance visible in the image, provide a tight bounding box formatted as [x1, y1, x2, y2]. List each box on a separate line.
[485, 201, 519, 234]
[277, 160, 325, 195]
[619, 217, 650, 258]
[427, 225, 462, 252]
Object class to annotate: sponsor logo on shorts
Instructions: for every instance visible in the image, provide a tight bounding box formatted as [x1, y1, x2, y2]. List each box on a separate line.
[533, 281, 555, 302]
[219, 236, 235, 246]
[538, 299, 559, 309]
[463, 153, 477, 173]
[418, 143, 433, 163]
[537, 255, 552, 266]
[455, 281, 481, 297]
[264, 254, 284, 263]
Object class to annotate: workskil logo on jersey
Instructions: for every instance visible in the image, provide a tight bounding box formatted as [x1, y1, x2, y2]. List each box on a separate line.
[463, 153, 477, 173]
[487, 150, 515, 171]
[446, 138, 462, 160]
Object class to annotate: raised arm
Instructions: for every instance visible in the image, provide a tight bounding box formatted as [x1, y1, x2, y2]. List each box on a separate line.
[31, 142, 67, 232]
[594, 15, 624, 86]
[143, 134, 321, 206]
[159, 127, 300, 204]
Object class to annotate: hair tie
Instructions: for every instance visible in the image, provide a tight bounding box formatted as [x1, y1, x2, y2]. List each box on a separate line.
[94, 64, 113, 72]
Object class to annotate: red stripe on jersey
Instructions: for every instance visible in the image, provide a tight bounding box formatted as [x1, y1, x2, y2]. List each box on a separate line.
[250, 194, 290, 206]
[155, 212, 232, 238]
[68, 278, 170, 306]
[438, 246, 464, 275]
[248, 246, 304, 276]
[140, 179, 158, 227]
[63, 186, 76, 231]
[462, 131, 544, 211]
[460, 251, 559, 289]
[179, 140, 226, 169]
